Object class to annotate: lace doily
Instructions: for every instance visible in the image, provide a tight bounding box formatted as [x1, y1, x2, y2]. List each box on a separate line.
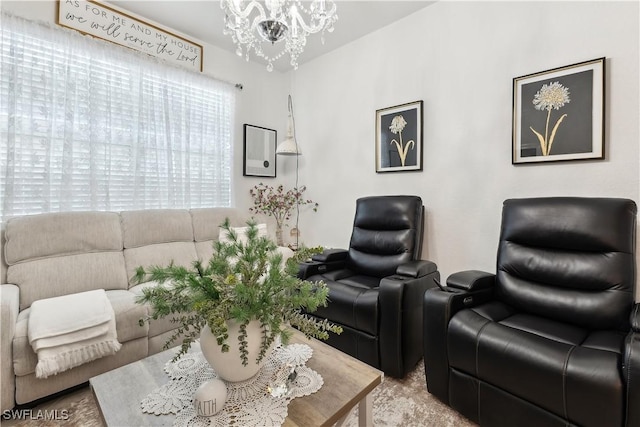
[141, 343, 322, 426]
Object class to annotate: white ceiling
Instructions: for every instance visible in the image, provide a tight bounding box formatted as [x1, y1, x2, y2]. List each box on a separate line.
[110, 1, 434, 72]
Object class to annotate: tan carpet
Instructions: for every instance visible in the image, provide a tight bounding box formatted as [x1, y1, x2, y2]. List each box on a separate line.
[5, 392, 102, 427]
[4, 360, 475, 426]
[343, 360, 475, 427]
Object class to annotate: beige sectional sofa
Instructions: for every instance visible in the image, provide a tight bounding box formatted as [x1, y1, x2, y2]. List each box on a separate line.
[0, 208, 287, 410]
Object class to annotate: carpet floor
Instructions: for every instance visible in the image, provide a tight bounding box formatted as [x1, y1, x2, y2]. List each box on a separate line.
[342, 360, 475, 427]
[4, 360, 476, 427]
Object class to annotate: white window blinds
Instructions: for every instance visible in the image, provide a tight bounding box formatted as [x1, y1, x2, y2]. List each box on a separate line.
[0, 13, 235, 219]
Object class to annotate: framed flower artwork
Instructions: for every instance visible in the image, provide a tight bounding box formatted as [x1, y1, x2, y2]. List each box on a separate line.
[375, 100, 423, 173]
[512, 58, 605, 164]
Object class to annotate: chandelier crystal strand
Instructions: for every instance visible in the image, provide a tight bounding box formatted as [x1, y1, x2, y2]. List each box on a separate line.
[221, 0, 337, 71]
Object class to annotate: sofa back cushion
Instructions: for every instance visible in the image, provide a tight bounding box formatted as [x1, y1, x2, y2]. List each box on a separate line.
[121, 209, 198, 287]
[191, 208, 248, 241]
[191, 208, 251, 262]
[4, 212, 128, 310]
[496, 197, 636, 330]
[348, 195, 424, 278]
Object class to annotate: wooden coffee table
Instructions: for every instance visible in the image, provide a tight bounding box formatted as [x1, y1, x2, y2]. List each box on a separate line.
[90, 329, 383, 426]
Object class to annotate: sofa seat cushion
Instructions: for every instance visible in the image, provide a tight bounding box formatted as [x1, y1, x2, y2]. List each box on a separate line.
[448, 301, 626, 427]
[13, 290, 147, 377]
[308, 270, 379, 336]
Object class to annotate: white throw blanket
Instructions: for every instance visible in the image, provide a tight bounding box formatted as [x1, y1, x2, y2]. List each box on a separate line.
[28, 289, 121, 379]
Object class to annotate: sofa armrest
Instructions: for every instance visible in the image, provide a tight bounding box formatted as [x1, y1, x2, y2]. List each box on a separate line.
[276, 246, 295, 263]
[446, 270, 496, 292]
[396, 260, 438, 278]
[379, 266, 440, 377]
[624, 303, 640, 426]
[1, 284, 19, 411]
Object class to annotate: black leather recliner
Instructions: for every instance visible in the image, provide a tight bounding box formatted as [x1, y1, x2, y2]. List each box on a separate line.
[299, 195, 439, 378]
[423, 197, 640, 427]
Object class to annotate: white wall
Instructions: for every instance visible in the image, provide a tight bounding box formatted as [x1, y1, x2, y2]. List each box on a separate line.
[4, 1, 640, 292]
[289, 1, 640, 285]
[0, 0, 291, 214]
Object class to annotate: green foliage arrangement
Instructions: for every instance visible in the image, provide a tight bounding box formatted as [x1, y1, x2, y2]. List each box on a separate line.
[134, 219, 342, 365]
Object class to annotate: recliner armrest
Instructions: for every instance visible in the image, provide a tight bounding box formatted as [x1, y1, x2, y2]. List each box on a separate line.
[423, 284, 494, 403]
[395, 260, 437, 278]
[631, 304, 640, 332]
[297, 261, 323, 279]
[447, 270, 495, 291]
[311, 248, 348, 263]
[624, 303, 640, 426]
[379, 263, 440, 377]
[298, 249, 348, 279]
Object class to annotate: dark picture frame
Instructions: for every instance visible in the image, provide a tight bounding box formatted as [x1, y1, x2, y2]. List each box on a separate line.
[375, 100, 423, 173]
[243, 124, 277, 177]
[512, 57, 605, 164]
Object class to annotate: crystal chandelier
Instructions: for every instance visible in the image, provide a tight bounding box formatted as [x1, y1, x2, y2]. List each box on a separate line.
[221, 0, 338, 71]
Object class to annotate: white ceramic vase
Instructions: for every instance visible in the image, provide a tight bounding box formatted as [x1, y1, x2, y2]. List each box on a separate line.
[200, 319, 271, 382]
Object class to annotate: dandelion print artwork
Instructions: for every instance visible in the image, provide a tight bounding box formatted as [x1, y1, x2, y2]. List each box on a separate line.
[529, 82, 571, 156]
[376, 101, 423, 172]
[389, 115, 415, 167]
[512, 58, 604, 164]
[389, 115, 407, 133]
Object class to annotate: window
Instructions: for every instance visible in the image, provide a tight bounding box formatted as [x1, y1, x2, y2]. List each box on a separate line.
[0, 13, 235, 219]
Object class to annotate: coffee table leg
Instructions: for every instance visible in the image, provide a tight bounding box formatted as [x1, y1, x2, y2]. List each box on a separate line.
[335, 392, 374, 427]
[358, 392, 373, 427]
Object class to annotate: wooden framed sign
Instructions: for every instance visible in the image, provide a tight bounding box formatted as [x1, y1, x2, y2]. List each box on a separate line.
[57, 0, 203, 71]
